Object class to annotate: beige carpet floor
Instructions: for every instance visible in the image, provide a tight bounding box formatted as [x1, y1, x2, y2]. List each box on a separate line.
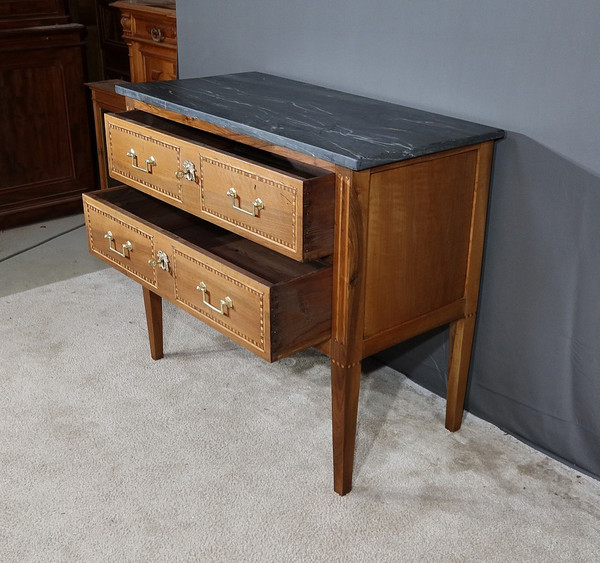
[1, 269, 599, 561]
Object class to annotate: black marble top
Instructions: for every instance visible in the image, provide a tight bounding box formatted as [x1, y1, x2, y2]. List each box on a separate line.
[116, 72, 504, 171]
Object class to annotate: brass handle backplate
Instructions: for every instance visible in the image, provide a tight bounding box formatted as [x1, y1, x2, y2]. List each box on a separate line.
[104, 231, 132, 258]
[226, 187, 263, 217]
[126, 148, 156, 173]
[196, 282, 233, 316]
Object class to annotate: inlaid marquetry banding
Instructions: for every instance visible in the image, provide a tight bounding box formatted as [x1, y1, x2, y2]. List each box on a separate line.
[330, 358, 361, 370]
[107, 123, 183, 202]
[85, 202, 157, 286]
[172, 248, 265, 351]
[199, 155, 298, 251]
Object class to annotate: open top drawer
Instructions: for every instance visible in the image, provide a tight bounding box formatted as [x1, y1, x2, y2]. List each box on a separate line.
[83, 186, 332, 361]
[105, 111, 335, 261]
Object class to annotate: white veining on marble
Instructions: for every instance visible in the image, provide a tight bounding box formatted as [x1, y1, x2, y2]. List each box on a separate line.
[117, 72, 504, 170]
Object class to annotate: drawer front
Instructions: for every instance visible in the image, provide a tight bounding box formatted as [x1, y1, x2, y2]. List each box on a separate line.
[132, 15, 177, 46]
[83, 188, 332, 361]
[106, 113, 186, 204]
[199, 148, 302, 257]
[84, 199, 157, 287]
[172, 247, 268, 354]
[105, 112, 334, 261]
[134, 45, 177, 82]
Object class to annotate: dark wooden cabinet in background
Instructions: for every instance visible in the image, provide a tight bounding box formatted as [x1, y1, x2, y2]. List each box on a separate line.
[94, 0, 129, 80]
[0, 0, 69, 27]
[0, 0, 94, 228]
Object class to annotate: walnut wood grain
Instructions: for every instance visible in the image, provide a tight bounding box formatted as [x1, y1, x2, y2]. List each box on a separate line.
[83, 187, 332, 362]
[328, 142, 494, 493]
[330, 168, 370, 495]
[363, 146, 478, 338]
[89, 83, 501, 495]
[143, 287, 163, 360]
[105, 111, 335, 261]
[445, 141, 494, 430]
[0, 22, 94, 228]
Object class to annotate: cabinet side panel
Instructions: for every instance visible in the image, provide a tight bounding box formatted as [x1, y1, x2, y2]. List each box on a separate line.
[270, 266, 333, 360]
[363, 148, 478, 339]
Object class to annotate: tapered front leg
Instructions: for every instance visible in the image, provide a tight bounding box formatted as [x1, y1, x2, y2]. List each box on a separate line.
[331, 358, 362, 495]
[330, 168, 370, 495]
[142, 287, 163, 360]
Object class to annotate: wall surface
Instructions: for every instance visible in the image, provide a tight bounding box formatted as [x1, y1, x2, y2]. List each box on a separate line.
[176, 0, 600, 478]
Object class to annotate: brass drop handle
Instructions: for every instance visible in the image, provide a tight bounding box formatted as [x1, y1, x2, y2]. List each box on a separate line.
[196, 282, 233, 316]
[104, 231, 132, 258]
[174, 160, 196, 181]
[148, 250, 170, 271]
[150, 28, 164, 43]
[126, 148, 156, 173]
[226, 187, 263, 217]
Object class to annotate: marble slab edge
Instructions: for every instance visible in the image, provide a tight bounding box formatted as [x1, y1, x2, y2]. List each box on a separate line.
[115, 83, 504, 171]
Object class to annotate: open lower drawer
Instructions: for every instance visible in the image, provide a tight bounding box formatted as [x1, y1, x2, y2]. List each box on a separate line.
[105, 110, 335, 261]
[83, 186, 332, 361]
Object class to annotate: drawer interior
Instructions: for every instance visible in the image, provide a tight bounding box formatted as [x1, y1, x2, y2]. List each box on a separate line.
[114, 110, 331, 180]
[93, 187, 331, 284]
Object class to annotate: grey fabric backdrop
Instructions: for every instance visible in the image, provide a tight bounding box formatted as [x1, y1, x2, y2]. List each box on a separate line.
[175, 0, 600, 478]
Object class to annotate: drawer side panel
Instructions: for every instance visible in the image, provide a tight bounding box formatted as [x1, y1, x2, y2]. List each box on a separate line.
[270, 267, 333, 360]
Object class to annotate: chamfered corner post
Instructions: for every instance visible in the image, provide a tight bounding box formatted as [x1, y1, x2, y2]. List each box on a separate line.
[330, 168, 370, 495]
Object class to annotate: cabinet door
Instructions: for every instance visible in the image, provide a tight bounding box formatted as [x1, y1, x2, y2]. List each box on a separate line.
[0, 0, 67, 21]
[130, 41, 177, 82]
[0, 25, 94, 228]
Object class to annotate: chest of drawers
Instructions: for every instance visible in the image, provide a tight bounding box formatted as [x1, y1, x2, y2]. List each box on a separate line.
[83, 72, 504, 494]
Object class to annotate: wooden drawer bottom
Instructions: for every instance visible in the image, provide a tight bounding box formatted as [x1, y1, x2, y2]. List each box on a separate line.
[83, 187, 332, 361]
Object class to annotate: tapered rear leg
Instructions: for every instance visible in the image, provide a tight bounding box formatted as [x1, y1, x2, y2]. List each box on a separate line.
[445, 315, 476, 431]
[143, 287, 163, 360]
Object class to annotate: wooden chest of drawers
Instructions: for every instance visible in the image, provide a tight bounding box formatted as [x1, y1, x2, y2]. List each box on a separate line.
[83, 72, 504, 494]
